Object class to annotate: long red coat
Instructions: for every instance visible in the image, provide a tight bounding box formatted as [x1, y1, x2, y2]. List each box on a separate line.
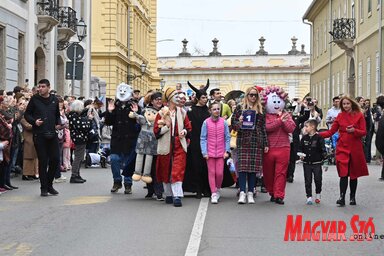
[154, 108, 192, 183]
[319, 111, 369, 179]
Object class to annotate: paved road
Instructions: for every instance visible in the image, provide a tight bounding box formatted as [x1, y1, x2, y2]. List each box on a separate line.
[1, 163, 383, 256]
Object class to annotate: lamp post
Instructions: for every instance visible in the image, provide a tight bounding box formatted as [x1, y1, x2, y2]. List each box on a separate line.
[127, 62, 147, 82]
[71, 18, 87, 95]
[160, 79, 166, 91]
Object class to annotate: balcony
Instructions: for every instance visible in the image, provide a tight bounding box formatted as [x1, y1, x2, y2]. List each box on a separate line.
[330, 18, 356, 53]
[57, 7, 77, 44]
[36, 0, 59, 36]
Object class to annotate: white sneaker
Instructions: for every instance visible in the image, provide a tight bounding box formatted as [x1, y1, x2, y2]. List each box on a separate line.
[216, 189, 221, 201]
[54, 176, 67, 183]
[315, 194, 321, 204]
[247, 192, 255, 204]
[211, 193, 218, 204]
[306, 197, 313, 205]
[238, 191, 246, 204]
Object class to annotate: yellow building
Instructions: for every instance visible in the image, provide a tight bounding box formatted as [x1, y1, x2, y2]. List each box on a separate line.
[158, 38, 310, 100]
[303, 0, 383, 109]
[91, 0, 160, 97]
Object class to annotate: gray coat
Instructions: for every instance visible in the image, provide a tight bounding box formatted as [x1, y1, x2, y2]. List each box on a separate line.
[135, 107, 159, 155]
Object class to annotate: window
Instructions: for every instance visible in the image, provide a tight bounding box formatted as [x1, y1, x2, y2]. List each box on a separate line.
[18, 33, 25, 87]
[359, 0, 364, 22]
[358, 61, 363, 96]
[352, 0, 355, 19]
[368, 0, 372, 13]
[344, 1, 347, 16]
[316, 28, 319, 58]
[367, 57, 371, 98]
[376, 52, 380, 94]
[338, 4, 341, 18]
[0, 26, 4, 90]
[324, 24, 327, 52]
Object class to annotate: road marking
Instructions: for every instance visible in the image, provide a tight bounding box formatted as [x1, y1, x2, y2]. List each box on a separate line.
[64, 196, 111, 206]
[185, 198, 209, 256]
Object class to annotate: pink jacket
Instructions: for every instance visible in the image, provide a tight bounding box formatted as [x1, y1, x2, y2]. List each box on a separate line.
[200, 117, 230, 158]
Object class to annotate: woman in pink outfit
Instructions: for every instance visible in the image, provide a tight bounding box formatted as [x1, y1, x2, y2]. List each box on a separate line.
[200, 102, 231, 204]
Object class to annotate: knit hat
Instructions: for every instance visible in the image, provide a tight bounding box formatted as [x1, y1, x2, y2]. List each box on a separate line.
[187, 79, 209, 99]
[163, 87, 178, 102]
[150, 91, 162, 101]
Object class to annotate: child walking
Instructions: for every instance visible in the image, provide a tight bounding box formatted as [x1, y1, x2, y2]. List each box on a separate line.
[298, 119, 327, 205]
[200, 103, 231, 204]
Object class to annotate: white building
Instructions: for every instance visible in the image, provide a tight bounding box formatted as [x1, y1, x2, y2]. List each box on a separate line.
[0, 0, 92, 97]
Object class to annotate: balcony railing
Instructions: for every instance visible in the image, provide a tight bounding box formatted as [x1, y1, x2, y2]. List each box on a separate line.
[58, 6, 77, 31]
[331, 18, 356, 41]
[37, 0, 59, 20]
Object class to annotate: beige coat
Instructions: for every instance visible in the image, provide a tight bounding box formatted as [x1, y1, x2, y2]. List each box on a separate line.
[20, 118, 36, 159]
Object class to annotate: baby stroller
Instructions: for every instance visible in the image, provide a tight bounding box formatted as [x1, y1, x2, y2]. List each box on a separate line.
[318, 128, 336, 165]
[85, 147, 110, 168]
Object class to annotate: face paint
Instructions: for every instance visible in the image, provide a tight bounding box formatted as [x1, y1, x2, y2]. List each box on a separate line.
[171, 94, 179, 104]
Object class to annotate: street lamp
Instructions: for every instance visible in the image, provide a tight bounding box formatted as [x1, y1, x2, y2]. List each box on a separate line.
[127, 62, 147, 82]
[70, 18, 87, 95]
[160, 79, 166, 91]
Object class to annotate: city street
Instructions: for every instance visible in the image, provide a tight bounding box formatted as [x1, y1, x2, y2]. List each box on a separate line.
[1, 163, 384, 256]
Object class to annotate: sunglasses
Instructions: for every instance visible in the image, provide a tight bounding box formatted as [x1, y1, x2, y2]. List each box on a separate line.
[248, 93, 258, 97]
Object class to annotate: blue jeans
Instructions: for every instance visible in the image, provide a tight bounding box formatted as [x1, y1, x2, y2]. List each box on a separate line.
[110, 150, 136, 184]
[238, 172, 256, 193]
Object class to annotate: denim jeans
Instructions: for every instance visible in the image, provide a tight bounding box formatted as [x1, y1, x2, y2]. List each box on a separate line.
[110, 149, 136, 184]
[238, 172, 256, 193]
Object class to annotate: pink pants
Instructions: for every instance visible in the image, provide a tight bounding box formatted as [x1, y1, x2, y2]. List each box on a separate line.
[62, 147, 72, 169]
[262, 147, 290, 199]
[206, 158, 224, 194]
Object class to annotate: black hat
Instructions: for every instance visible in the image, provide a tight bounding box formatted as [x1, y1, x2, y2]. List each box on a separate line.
[187, 79, 209, 99]
[150, 92, 162, 101]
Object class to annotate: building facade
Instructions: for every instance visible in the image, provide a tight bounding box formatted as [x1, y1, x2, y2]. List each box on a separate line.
[303, 0, 383, 109]
[91, 0, 160, 98]
[158, 38, 310, 100]
[0, 0, 92, 97]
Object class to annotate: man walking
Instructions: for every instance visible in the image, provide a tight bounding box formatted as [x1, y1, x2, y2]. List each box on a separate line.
[24, 79, 61, 196]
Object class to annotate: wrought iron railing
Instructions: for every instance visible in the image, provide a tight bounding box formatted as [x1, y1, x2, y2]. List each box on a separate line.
[331, 18, 356, 41]
[36, 0, 59, 20]
[57, 6, 77, 31]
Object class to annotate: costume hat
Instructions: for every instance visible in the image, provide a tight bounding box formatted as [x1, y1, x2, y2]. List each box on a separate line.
[187, 79, 209, 99]
[163, 87, 178, 102]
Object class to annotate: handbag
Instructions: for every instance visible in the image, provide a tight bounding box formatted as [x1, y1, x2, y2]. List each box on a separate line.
[230, 130, 237, 149]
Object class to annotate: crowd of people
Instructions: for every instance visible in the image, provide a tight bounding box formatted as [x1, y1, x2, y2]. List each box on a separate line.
[1, 78, 384, 208]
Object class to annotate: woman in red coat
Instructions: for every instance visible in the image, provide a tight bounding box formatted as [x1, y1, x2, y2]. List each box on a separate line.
[319, 96, 369, 206]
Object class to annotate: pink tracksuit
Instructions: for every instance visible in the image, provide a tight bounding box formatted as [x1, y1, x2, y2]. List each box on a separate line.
[200, 117, 230, 193]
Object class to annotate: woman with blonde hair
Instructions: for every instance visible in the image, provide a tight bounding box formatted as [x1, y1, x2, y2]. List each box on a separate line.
[319, 96, 369, 206]
[231, 86, 268, 204]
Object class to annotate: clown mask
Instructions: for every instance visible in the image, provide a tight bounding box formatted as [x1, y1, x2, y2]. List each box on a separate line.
[265, 92, 285, 114]
[116, 83, 133, 102]
[171, 94, 180, 105]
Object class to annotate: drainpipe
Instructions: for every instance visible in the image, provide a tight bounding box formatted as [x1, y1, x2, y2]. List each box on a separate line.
[379, 0, 383, 93]
[302, 19, 312, 98]
[329, 0, 333, 106]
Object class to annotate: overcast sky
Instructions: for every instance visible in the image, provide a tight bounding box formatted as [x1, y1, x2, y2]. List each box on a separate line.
[157, 0, 313, 57]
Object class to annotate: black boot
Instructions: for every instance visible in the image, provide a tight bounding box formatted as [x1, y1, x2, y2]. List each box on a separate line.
[380, 166, 384, 181]
[124, 183, 132, 194]
[350, 194, 356, 205]
[336, 193, 345, 206]
[110, 181, 122, 193]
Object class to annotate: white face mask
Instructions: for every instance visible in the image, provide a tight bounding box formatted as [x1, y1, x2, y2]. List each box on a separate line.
[265, 92, 285, 114]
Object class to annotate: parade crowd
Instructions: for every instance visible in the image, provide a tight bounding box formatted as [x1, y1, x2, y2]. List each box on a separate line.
[1, 79, 384, 207]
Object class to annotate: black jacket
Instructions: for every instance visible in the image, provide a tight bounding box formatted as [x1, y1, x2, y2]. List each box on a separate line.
[376, 117, 384, 154]
[104, 99, 141, 154]
[299, 133, 327, 164]
[24, 94, 61, 135]
[68, 111, 92, 145]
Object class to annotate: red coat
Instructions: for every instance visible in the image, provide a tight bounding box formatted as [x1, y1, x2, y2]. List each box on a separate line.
[319, 111, 369, 179]
[154, 108, 192, 183]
